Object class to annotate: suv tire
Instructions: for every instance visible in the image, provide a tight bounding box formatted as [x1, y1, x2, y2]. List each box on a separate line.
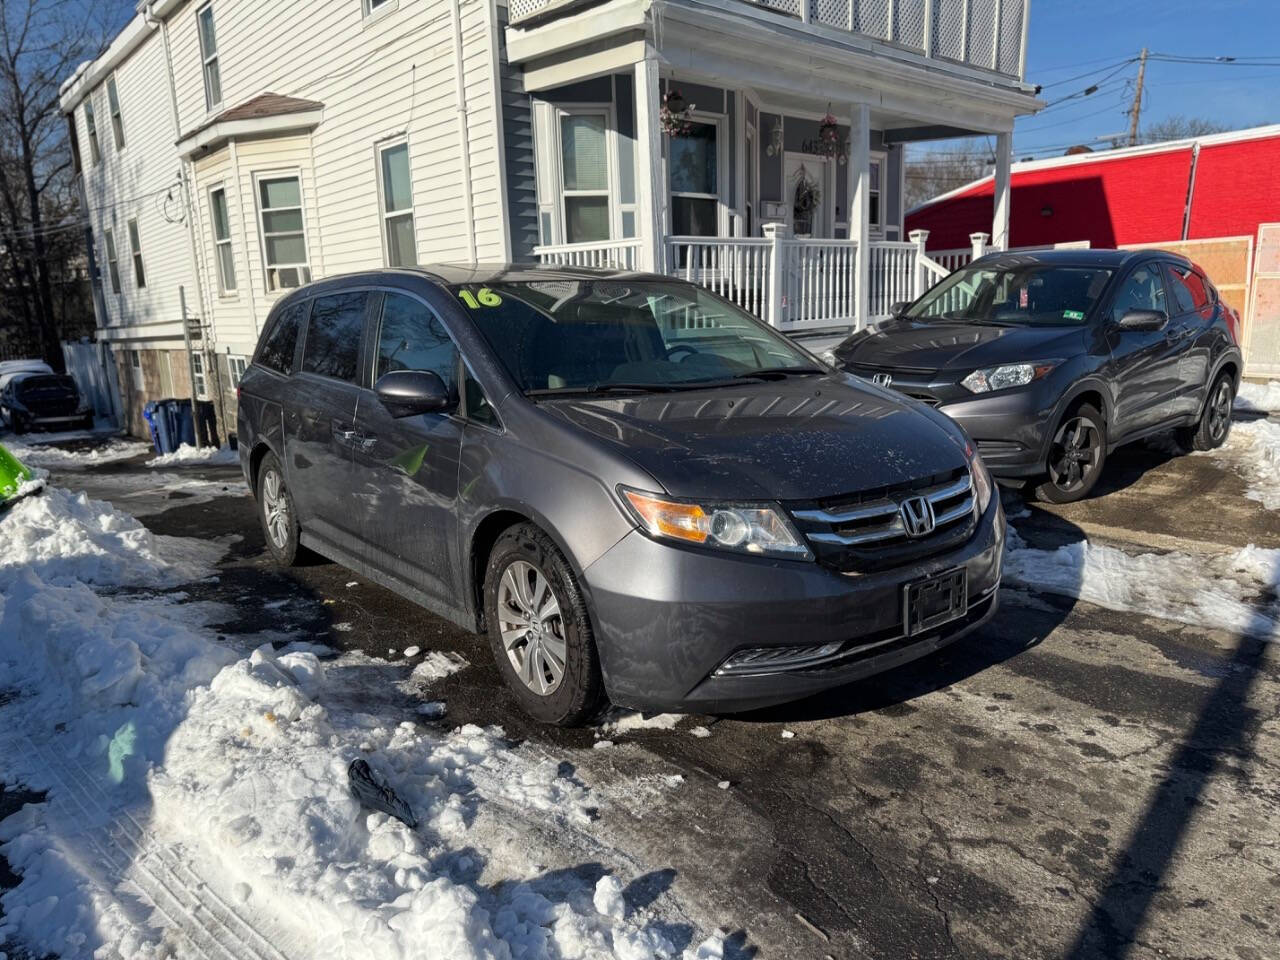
[257, 452, 302, 566]
[484, 523, 605, 726]
[1033, 403, 1107, 504]
[1175, 372, 1233, 452]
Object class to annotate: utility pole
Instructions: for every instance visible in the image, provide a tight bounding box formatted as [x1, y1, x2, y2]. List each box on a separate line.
[1128, 47, 1148, 147]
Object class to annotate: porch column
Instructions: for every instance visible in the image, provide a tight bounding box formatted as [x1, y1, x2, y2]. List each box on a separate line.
[992, 131, 1012, 251]
[848, 102, 871, 328]
[634, 55, 665, 274]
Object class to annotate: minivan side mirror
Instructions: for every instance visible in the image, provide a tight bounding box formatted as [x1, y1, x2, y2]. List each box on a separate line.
[374, 369, 452, 418]
[1117, 308, 1168, 332]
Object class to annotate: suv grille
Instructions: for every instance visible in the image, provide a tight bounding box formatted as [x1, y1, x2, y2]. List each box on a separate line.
[788, 468, 977, 573]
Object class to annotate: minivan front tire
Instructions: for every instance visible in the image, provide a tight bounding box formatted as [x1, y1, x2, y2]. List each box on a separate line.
[257, 452, 302, 566]
[483, 523, 604, 726]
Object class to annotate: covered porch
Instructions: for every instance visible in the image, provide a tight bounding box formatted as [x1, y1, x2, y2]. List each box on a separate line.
[506, 0, 1038, 335]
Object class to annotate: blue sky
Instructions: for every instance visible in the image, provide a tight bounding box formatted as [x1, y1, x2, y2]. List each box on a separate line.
[1014, 0, 1280, 156]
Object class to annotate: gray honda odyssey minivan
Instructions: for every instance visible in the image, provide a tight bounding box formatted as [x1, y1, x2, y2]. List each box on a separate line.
[238, 266, 1004, 725]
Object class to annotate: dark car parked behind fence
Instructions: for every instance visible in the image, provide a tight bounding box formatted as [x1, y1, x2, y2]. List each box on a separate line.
[830, 250, 1242, 502]
[1, 371, 93, 433]
[237, 266, 1004, 724]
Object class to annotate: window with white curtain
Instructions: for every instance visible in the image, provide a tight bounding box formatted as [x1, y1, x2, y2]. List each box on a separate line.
[378, 141, 417, 267]
[559, 113, 611, 243]
[257, 175, 311, 292]
[669, 120, 720, 237]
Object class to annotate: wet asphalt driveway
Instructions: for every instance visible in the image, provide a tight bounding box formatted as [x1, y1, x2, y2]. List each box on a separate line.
[29, 425, 1280, 960]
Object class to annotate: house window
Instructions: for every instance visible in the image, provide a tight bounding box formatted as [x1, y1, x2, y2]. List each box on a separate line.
[197, 4, 222, 112]
[669, 120, 719, 237]
[378, 142, 416, 267]
[106, 75, 125, 149]
[126, 218, 146, 288]
[363, 0, 396, 16]
[191, 352, 208, 398]
[559, 113, 611, 243]
[84, 97, 101, 165]
[129, 349, 142, 390]
[868, 152, 885, 234]
[228, 355, 248, 387]
[256, 175, 311, 292]
[103, 228, 121, 294]
[209, 186, 236, 293]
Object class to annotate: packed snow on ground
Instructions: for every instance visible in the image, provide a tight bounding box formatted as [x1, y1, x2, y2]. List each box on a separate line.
[0, 487, 717, 959]
[1215, 418, 1280, 511]
[1005, 525, 1280, 640]
[599, 711, 685, 737]
[1236, 380, 1280, 414]
[3, 436, 150, 470]
[145, 442, 239, 468]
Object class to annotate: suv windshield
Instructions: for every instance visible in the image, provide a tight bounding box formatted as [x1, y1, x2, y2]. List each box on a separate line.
[451, 279, 822, 395]
[907, 263, 1114, 327]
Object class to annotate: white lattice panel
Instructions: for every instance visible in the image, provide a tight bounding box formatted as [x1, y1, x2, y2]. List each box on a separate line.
[812, 0, 851, 34]
[967, 0, 997, 68]
[931, 0, 965, 60]
[753, 0, 805, 18]
[849, 0, 889, 40]
[997, 0, 1025, 75]
[508, 0, 552, 23]
[893, 0, 927, 48]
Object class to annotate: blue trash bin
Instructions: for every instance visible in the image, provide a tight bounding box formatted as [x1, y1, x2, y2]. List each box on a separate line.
[171, 399, 196, 448]
[143, 401, 174, 454]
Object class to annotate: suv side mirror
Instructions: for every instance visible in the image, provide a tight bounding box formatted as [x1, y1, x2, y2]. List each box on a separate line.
[374, 370, 452, 418]
[1117, 308, 1168, 332]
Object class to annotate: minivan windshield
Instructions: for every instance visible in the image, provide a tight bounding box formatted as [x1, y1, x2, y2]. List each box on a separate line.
[451, 280, 822, 395]
[907, 263, 1114, 327]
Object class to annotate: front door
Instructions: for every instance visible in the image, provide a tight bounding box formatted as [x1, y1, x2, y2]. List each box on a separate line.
[784, 154, 828, 238]
[351, 291, 464, 606]
[285, 290, 371, 553]
[1105, 263, 1180, 435]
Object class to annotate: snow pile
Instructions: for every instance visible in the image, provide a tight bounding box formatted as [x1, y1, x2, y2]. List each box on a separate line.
[0, 489, 718, 959]
[1236, 380, 1280, 414]
[145, 443, 239, 468]
[3, 436, 150, 470]
[1005, 533, 1280, 640]
[1216, 418, 1280, 510]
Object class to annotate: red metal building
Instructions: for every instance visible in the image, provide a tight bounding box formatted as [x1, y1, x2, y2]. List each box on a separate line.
[906, 125, 1280, 252]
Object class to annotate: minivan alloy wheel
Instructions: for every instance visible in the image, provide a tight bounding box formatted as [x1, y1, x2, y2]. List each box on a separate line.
[262, 468, 291, 550]
[497, 559, 566, 695]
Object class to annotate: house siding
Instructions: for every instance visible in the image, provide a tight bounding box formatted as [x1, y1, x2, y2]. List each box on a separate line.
[496, 2, 538, 260]
[75, 30, 194, 339]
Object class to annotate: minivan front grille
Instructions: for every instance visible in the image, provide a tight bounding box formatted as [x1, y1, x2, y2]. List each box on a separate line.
[788, 468, 978, 573]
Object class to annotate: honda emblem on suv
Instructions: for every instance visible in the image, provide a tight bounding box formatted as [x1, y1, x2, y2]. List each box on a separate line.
[872, 372, 893, 387]
[899, 496, 936, 537]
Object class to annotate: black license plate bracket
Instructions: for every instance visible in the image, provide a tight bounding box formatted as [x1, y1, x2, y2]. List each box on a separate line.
[904, 568, 968, 637]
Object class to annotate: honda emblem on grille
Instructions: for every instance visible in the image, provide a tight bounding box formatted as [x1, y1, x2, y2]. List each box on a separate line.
[872, 372, 893, 387]
[899, 496, 936, 537]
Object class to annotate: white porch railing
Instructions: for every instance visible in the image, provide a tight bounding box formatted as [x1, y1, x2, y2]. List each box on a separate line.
[532, 238, 642, 270]
[534, 232, 945, 332]
[510, 0, 1030, 79]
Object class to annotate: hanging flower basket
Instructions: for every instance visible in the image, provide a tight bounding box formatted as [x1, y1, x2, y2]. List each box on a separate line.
[818, 110, 840, 156]
[660, 88, 695, 137]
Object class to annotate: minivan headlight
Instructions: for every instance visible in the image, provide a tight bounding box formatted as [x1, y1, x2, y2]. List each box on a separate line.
[620, 488, 812, 560]
[966, 443, 993, 514]
[961, 362, 1057, 394]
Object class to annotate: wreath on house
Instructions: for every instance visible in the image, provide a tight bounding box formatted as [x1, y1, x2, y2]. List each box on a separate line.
[793, 170, 821, 214]
[660, 88, 695, 137]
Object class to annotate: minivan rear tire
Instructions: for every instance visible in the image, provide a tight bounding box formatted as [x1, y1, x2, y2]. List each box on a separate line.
[257, 452, 302, 566]
[483, 523, 605, 726]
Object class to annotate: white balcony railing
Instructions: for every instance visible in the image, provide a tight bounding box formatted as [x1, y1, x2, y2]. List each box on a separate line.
[534, 232, 936, 332]
[509, 0, 1030, 79]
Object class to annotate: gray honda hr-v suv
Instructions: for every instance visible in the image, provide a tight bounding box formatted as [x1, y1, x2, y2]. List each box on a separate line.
[238, 266, 1004, 724]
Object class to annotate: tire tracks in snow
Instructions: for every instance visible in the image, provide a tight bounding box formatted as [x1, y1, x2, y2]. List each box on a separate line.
[8, 734, 305, 960]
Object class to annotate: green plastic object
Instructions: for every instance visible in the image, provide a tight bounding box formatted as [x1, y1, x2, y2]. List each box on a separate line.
[0, 442, 37, 507]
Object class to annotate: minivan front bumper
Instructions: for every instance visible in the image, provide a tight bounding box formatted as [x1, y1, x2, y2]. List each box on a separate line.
[582, 495, 1004, 714]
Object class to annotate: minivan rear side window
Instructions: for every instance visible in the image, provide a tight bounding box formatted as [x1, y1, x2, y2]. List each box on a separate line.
[375, 293, 456, 392]
[258, 301, 306, 374]
[303, 292, 367, 382]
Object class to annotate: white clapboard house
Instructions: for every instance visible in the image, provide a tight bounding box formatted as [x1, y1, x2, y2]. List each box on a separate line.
[61, 0, 1040, 436]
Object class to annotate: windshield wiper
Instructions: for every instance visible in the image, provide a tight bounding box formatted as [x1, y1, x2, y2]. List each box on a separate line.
[731, 366, 826, 380]
[526, 382, 682, 398]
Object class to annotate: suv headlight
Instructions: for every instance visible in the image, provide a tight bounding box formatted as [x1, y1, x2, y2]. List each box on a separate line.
[620, 487, 812, 560]
[961, 362, 1057, 394]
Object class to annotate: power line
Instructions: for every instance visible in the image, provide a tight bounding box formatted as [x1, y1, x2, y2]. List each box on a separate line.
[1038, 56, 1139, 89]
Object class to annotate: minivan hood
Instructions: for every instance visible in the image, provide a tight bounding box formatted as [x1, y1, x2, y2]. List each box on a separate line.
[537, 375, 968, 501]
[835, 317, 1085, 372]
